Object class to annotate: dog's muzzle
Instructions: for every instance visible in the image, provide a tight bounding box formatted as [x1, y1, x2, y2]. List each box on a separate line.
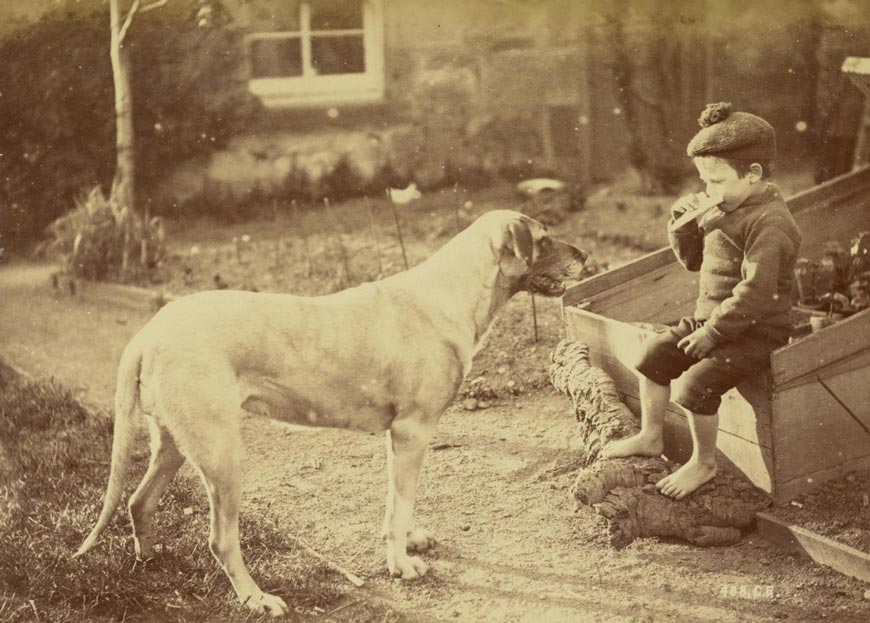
[522, 244, 588, 297]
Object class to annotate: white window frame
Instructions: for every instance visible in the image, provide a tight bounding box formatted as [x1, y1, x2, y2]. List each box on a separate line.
[245, 0, 385, 108]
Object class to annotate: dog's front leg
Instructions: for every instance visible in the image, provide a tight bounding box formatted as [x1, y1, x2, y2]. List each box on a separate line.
[384, 417, 433, 580]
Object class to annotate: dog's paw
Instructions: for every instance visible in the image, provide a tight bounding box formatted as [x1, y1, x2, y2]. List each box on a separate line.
[388, 554, 429, 580]
[243, 592, 289, 617]
[133, 536, 158, 561]
[407, 527, 437, 553]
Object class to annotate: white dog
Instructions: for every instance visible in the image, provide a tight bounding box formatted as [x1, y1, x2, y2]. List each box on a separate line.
[74, 210, 587, 616]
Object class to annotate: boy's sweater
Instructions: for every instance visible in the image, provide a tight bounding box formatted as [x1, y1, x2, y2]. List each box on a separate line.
[668, 183, 802, 343]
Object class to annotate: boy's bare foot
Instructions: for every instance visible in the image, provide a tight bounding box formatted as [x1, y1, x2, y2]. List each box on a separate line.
[600, 433, 664, 459]
[656, 459, 717, 499]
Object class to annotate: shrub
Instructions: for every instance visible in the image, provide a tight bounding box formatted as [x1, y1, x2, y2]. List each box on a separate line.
[443, 161, 493, 191]
[41, 185, 165, 282]
[0, 0, 259, 250]
[316, 154, 367, 203]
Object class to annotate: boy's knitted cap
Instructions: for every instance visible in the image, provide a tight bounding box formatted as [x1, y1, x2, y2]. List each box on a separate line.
[687, 102, 776, 161]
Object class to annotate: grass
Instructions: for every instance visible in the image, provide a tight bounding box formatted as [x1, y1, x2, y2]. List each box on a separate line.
[0, 361, 396, 623]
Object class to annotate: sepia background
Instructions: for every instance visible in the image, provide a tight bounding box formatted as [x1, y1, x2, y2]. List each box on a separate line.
[1, 1, 869, 622]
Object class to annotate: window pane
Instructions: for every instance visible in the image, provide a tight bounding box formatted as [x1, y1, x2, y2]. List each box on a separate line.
[311, 35, 365, 74]
[250, 37, 303, 78]
[248, 0, 300, 32]
[310, 0, 363, 30]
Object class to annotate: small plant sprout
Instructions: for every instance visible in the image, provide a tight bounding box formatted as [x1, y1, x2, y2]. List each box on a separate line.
[366, 200, 384, 279]
[323, 197, 352, 284]
[386, 182, 421, 270]
[292, 200, 313, 278]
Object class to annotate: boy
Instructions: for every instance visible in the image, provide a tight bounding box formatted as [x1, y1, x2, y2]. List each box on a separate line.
[602, 102, 802, 499]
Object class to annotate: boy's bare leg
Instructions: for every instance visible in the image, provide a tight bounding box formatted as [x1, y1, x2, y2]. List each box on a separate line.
[601, 376, 667, 458]
[657, 410, 718, 499]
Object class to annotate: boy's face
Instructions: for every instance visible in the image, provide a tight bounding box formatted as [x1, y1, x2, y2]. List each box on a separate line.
[693, 156, 761, 212]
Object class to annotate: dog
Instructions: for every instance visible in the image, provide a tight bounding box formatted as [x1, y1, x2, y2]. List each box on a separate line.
[74, 210, 587, 616]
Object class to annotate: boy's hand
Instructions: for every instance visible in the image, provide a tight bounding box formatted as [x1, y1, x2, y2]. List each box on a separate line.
[670, 194, 701, 220]
[678, 328, 717, 358]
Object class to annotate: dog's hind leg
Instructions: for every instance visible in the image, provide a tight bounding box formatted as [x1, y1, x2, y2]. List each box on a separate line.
[128, 417, 185, 560]
[187, 418, 289, 618]
[384, 416, 435, 580]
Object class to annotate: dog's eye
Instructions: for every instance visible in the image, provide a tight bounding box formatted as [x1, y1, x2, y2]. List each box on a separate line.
[538, 237, 552, 252]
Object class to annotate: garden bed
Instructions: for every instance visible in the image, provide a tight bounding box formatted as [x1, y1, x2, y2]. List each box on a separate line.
[770, 470, 870, 553]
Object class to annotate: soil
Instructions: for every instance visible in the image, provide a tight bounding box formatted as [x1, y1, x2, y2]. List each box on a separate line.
[772, 471, 870, 553]
[3, 179, 870, 621]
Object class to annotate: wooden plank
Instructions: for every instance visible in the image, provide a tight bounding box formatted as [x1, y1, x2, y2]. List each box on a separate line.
[586, 349, 644, 398]
[817, 349, 870, 433]
[771, 308, 870, 388]
[562, 247, 675, 306]
[785, 164, 870, 214]
[772, 380, 870, 484]
[563, 307, 651, 364]
[853, 98, 870, 168]
[789, 191, 870, 260]
[575, 262, 699, 323]
[714, 423, 774, 495]
[723, 373, 774, 448]
[842, 55, 870, 78]
[756, 511, 870, 582]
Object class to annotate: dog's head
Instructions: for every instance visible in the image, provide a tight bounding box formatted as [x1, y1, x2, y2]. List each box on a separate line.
[488, 210, 588, 297]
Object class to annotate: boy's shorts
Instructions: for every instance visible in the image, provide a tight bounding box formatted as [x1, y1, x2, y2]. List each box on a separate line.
[635, 317, 790, 415]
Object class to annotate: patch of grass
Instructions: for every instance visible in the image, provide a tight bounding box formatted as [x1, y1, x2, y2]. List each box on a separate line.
[0, 361, 395, 622]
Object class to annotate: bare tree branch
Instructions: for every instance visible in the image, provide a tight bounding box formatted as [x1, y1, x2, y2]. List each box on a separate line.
[141, 0, 168, 14]
[118, 0, 141, 45]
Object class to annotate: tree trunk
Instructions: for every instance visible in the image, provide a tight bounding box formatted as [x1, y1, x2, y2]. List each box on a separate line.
[550, 340, 770, 548]
[109, 0, 137, 273]
[601, 2, 649, 182]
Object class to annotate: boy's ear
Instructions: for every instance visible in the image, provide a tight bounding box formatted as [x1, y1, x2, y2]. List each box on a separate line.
[748, 162, 764, 182]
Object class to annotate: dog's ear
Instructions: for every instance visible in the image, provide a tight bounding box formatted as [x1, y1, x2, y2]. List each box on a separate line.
[504, 219, 534, 266]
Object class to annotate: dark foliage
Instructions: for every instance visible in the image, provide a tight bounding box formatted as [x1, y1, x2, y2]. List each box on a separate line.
[0, 0, 259, 250]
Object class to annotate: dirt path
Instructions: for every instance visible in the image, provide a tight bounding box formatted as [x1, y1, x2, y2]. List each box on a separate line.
[2, 263, 869, 622]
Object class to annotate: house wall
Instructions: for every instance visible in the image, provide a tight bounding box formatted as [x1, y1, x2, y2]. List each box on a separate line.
[157, 0, 867, 211]
[161, 0, 595, 209]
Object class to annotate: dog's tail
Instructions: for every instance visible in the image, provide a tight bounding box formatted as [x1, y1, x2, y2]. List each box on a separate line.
[73, 339, 142, 558]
